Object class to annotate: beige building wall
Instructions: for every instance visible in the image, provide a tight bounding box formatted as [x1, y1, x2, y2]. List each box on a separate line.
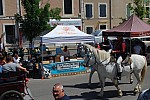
[111, 0, 131, 28]
[1, 0, 149, 48]
[0, 0, 20, 48]
[0, 0, 18, 35]
[82, 0, 110, 33]
[82, 0, 134, 33]
[41, 0, 80, 18]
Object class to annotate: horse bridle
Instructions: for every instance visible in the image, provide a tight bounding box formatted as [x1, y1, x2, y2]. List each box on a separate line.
[84, 52, 97, 67]
[85, 50, 110, 67]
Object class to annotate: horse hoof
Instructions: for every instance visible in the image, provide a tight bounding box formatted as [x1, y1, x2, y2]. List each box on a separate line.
[98, 93, 103, 98]
[134, 89, 139, 94]
[118, 91, 123, 97]
[87, 85, 92, 89]
[130, 80, 133, 84]
[97, 84, 101, 87]
[118, 93, 123, 97]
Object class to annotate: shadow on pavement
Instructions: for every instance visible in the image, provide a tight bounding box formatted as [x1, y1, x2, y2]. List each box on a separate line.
[64, 82, 136, 99]
[69, 90, 136, 100]
[64, 82, 117, 89]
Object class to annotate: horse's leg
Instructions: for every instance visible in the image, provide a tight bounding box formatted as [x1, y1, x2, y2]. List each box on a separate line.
[88, 68, 95, 86]
[98, 74, 105, 97]
[130, 73, 133, 84]
[112, 78, 123, 97]
[133, 72, 142, 94]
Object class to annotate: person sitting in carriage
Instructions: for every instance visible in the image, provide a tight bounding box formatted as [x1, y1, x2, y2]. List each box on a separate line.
[112, 36, 127, 80]
[2, 55, 29, 73]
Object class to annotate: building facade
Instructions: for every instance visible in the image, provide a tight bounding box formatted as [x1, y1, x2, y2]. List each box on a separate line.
[0, 0, 150, 49]
[41, 0, 82, 29]
[0, 0, 23, 49]
[81, 0, 133, 34]
[82, 0, 150, 34]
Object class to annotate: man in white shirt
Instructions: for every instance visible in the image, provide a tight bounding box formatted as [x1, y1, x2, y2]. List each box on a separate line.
[13, 53, 21, 64]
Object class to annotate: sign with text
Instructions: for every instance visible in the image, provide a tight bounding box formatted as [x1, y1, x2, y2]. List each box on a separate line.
[56, 62, 80, 70]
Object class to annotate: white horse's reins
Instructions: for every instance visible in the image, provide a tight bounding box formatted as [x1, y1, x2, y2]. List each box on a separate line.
[86, 50, 110, 67]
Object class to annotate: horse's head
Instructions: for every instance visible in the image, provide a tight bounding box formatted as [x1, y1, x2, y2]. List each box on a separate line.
[82, 48, 96, 68]
[82, 43, 111, 66]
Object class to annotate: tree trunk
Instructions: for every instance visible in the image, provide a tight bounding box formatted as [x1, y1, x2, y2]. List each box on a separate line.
[29, 39, 33, 55]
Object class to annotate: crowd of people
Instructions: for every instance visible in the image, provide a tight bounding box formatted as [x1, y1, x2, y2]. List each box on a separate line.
[0, 40, 148, 99]
[0, 50, 28, 74]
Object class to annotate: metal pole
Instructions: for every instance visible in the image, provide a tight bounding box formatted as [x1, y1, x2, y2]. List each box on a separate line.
[41, 37, 43, 61]
[81, 0, 84, 31]
[18, 0, 21, 15]
[109, 0, 112, 29]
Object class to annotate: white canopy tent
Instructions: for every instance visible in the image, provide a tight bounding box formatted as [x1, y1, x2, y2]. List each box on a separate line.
[40, 25, 95, 43]
[40, 25, 95, 61]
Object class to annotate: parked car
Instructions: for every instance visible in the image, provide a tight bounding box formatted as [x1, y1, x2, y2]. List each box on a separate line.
[91, 30, 115, 43]
[91, 30, 104, 43]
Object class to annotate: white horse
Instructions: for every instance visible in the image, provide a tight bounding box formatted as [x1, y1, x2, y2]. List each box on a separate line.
[87, 50, 134, 87]
[83, 44, 147, 97]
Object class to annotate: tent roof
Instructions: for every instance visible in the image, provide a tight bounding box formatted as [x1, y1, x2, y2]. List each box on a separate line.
[41, 25, 94, 43]
[103, 14, 150, 37]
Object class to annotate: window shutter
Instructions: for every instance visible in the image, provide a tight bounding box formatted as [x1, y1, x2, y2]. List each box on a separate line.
[127, 4, 131, 18]
[0, 0, 3, 15]
[100, 4, 106, 17]
[144, 0, 148, 4]
[146, 7, 150, 18]
[86, 27, 93, 34]
[64, 0, 72, 14]
[86, 4, 92, 18]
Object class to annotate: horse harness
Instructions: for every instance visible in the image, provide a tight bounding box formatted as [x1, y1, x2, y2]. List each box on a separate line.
[86, 49, 133, 73]
[85, 49, 111, 67]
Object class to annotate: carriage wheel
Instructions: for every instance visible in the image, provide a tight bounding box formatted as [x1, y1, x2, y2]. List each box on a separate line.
[0, 90, 24, 100]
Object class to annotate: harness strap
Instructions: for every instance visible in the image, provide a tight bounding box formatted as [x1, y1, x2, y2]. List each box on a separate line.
[93, 50, 110, 66]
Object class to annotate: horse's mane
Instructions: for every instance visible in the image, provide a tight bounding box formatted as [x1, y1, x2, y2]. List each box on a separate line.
[83, 44, 110, 61]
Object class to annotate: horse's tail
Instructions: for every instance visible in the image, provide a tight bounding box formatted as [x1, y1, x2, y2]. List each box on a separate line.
[141, 56, 147, 83]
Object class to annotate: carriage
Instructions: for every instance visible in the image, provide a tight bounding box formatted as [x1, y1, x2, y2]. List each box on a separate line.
[0, 71, 34, 100]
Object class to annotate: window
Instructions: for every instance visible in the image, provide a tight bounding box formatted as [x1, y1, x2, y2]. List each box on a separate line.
[145, 6, 150, 18]
[99, 3, 107, 18]
[0, 0, 3, 15]
[85, 3, 93, 18]
[86, 27, 93, 34]
[64, 0, 72, 14]
[144, 0, 149, 4]
[99, 24, 107, 30]
[5, 25, 16, 44]
[126, 3, 132, 18]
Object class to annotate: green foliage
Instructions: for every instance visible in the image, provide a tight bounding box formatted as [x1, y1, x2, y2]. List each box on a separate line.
[50, 7, 61, 20]
[119, 0, 150, 24]
[21, 0, 61, 43]
[130, 0, 148, 19]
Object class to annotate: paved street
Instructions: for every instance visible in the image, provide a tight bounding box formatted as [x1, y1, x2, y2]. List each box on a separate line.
[28, 66, 150, 100]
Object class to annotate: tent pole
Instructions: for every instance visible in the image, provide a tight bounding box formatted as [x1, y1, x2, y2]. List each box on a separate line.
[129, 37, 131, 55]
[42, 43, 43, 61]
[40, 37, 43, 61]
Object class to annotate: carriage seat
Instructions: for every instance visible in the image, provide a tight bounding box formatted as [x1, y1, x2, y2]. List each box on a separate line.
[0, 71, 26, 83]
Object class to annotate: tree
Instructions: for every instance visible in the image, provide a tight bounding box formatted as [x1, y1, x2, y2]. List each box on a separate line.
[21, 0, 61, 49]
[129, 0, 149, 19]
[120, 0, 149, 24]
